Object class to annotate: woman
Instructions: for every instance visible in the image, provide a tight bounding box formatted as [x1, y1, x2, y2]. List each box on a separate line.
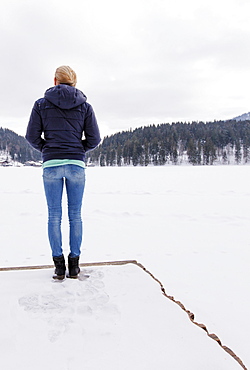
[26, 66, 101, 280]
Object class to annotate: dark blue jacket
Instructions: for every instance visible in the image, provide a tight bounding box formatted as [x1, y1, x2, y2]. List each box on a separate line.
[26, 84, 101, 163]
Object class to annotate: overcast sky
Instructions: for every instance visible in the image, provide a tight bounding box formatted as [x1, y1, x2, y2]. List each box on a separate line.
[1, 0, 250, 137]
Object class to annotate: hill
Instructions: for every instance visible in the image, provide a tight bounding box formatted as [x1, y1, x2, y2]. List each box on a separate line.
[2, 118, 250, 166]
[233, 112, 250, 121]
[87, 119, 250, 166]
[0, 127, 41, 164]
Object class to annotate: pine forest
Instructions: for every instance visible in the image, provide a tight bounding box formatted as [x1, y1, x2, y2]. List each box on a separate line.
[87, 120, 250, 166]
[0, 127, 41, 164]
[1, 120, 250, 166]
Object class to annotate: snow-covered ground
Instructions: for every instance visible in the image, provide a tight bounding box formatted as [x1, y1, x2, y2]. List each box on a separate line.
[0, 166, 249, 369]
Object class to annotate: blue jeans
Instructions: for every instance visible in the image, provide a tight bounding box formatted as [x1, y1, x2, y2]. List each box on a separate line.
[43, 165, 85, 258]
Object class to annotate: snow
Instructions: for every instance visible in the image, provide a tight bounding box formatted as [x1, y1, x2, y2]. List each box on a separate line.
[0, 166, 248, 369]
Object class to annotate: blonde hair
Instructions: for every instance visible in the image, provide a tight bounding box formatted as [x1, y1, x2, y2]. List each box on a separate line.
[55, 65, 77, 86]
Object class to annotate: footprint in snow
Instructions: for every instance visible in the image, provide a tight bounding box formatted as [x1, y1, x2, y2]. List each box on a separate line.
[18, 268, 119, 342]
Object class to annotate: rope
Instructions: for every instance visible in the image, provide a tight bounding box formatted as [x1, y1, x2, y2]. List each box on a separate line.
[0, 259, 247, 369]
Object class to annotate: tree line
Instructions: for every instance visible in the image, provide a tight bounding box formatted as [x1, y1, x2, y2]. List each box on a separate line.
[87, 120, 250, 166]
[2, 120, 250, 166]
[0, 127, 41, 163]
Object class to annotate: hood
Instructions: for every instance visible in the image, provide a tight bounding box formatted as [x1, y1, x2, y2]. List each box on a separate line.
[44, 84, 87, 109]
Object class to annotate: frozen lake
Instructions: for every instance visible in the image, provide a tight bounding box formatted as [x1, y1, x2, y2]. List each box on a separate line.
[0, 165, 248, 369]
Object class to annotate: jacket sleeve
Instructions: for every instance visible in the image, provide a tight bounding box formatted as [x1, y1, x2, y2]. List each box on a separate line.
[25, 101, 45, 152]
[82, 104, 101, 152]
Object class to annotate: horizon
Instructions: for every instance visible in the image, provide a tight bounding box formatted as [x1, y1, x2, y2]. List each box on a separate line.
[1, 110, 250, 139]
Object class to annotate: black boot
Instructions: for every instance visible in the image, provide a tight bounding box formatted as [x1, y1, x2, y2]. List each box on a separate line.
[67, 255, 80, 279]
[53, 255, 66, 280]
